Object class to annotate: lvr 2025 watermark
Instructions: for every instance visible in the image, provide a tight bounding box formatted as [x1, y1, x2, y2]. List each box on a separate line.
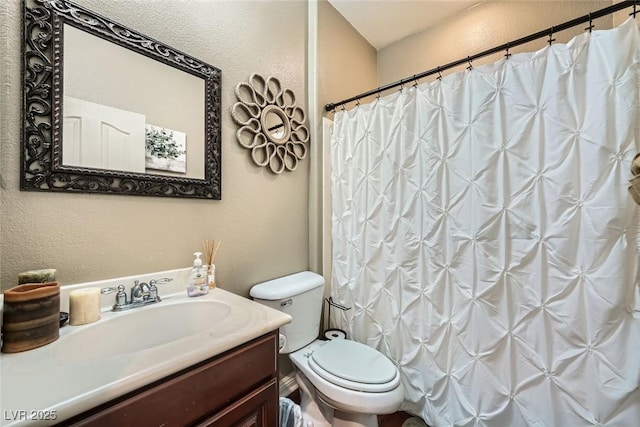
[3, 410, 57, 421]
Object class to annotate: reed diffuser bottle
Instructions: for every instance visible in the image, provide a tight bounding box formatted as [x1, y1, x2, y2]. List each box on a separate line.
[203, 240, 221, 289]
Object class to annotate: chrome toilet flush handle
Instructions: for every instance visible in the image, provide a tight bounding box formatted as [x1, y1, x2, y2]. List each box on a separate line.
[281, 298, 293, 308]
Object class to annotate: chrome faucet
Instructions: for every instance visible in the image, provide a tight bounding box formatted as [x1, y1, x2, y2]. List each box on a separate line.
[131, 280, 151, 303]
[101, 278, 173, 311]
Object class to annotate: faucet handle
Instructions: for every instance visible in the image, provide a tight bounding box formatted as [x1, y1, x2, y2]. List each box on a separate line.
[101, 285, 127, 309]
[149, 278, 172, 301]
[101, 285, 125, 295]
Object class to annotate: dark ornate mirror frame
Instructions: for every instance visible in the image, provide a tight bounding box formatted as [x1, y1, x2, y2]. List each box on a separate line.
[22, 0, 222, 199]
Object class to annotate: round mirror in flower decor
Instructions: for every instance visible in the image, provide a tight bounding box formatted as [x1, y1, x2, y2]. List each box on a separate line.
[231, 74, 309, 174]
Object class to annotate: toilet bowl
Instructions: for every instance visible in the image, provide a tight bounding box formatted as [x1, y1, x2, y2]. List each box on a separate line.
[290, 339, 403, 426]
[250, 271, 403, 427]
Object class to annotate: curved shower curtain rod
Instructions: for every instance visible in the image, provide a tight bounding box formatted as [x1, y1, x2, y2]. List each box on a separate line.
[325, 0, 640, 112]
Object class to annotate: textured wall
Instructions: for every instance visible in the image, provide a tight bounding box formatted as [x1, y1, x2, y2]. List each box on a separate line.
[613, 0, 632, 26]
[0, 0, 309, 295]
[378, 1, 615, 86]
[318, 0, 378, 111]
[310, 0, 377, 283]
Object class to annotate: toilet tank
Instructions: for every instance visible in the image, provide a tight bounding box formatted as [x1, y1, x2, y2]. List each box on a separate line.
[250, 271, 325, 353]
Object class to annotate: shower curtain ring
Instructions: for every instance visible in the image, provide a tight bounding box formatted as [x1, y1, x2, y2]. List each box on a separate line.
[399, 79, 405, 92]
[355, 99, 360, 107]
[505, 42, 512, 59]
[376, 89, 381, 100]
[631, 2, 639, 18]
[548, 27, 556, 45]
[412, 75, 419, 87]
[466, 57, 473, 71]
[341, 104, 346, 111]
[585, 12, 594, 32]
[437, 66, 443, 80]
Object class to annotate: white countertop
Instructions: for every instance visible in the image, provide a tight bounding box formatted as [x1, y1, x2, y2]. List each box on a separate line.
[0, 269, 291, 426]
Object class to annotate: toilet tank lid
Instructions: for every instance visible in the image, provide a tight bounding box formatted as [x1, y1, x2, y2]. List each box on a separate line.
[250, 271, 325, 300]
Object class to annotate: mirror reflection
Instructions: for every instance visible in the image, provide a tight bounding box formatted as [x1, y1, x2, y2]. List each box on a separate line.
[62, 24, 205, 179]
[264, 111, 286, 140]
[260, 105, 291, 144]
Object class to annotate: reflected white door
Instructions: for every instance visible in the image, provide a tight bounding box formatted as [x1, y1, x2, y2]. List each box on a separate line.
[63, 96, 146, 173]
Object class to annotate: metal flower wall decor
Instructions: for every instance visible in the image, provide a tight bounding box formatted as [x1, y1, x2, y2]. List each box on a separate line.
[231, 74, 309, 174]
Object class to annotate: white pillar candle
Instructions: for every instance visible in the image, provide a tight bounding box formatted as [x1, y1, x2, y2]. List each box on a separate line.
[69, 288, 101, 326]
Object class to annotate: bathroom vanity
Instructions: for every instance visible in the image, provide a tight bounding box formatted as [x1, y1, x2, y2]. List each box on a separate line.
[64, 331, 278, 426]
[0, 269, 291, 427]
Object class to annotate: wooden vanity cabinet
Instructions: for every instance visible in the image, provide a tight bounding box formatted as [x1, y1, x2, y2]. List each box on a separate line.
[63, 331, 279, 427]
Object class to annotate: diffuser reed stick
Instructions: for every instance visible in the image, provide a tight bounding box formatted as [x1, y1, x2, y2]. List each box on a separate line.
[203, 240, 221, 266]
[203, 240, 221, 289]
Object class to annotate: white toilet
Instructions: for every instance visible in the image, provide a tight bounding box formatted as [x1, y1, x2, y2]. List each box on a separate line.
[250, 271, 403, 427]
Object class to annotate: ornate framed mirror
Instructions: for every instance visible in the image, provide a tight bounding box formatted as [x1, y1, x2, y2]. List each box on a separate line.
[22, 0, 222, 199]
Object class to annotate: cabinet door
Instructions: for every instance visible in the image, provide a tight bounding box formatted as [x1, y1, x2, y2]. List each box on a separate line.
[196, 378, 278, 427]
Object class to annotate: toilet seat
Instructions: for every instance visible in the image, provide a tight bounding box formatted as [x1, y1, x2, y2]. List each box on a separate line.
[308, 339, 400, 393]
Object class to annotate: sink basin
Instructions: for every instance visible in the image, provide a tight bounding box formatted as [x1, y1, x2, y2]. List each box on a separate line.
[53, 299, 231, 362]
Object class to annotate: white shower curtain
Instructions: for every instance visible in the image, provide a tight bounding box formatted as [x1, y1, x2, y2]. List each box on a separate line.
[330, 19, 640, 427]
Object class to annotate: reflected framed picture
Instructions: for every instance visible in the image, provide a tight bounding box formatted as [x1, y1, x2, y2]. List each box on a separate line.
[145, 125, 187, 174]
